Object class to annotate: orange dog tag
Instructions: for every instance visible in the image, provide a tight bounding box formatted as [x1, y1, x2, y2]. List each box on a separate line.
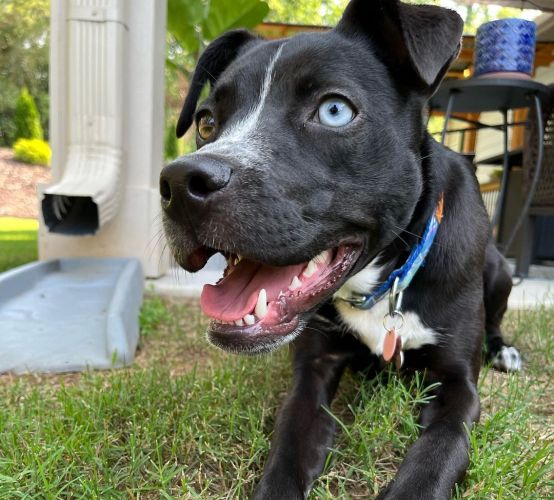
[383, 328, 398, 362]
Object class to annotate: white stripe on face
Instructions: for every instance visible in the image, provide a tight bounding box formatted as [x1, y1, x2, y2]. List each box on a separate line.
[197, 44, 285, 158]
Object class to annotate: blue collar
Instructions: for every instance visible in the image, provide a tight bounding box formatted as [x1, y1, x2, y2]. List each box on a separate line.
[342, 194, 444, 310]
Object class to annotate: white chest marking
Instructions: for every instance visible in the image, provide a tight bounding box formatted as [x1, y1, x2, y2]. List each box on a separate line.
[333, 260, 438, 356]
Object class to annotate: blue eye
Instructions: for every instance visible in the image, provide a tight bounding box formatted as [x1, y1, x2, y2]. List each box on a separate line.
[317, 98, 355, 127]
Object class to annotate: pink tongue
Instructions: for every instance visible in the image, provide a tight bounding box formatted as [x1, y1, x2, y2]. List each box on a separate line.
[200, 259, 305, 321]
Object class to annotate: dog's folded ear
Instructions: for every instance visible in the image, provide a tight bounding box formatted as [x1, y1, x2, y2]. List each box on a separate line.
[176, 30, 261, 138]
[337, 0, 463, 93]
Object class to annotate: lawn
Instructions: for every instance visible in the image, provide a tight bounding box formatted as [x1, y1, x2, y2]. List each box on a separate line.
[0, 296, 552, 498]
[0, 217, 38, 273]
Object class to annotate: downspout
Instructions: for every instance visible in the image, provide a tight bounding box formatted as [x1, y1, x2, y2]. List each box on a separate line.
[42, 1, 127, 235]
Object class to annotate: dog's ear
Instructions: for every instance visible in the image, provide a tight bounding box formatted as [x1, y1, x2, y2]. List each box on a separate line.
[176, 30, 261, 138]
[336, 0, 463, 92]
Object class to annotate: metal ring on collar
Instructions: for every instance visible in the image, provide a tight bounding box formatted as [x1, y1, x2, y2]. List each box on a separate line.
[383, 310, 405, 331]
[389, 276, 404, 315]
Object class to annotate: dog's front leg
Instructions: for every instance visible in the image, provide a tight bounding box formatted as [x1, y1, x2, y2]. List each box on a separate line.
[253, 326, 354, 500]
[378, 376, 480, 500]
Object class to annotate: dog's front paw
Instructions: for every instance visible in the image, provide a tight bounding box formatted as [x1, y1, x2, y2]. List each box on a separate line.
[492, 345, 523, 372]
[377, 484, 449, 500]
[252, 475, 305, 500]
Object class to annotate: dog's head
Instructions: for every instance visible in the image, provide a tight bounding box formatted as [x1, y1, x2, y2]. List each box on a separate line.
[160, 0, 463, 353]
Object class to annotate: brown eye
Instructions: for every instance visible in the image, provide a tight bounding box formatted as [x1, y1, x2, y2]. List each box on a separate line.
[197, 112, 216, 140]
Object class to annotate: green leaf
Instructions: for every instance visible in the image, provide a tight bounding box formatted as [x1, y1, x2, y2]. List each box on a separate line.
[167, 0, 207, 54]
[228, 2, 270, 32]
[167, 0, 268, 57]
[202, 0, 269, 41]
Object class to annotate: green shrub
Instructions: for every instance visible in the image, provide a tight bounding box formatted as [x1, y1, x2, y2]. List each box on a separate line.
[13, 138, 51, 166]
[14, 87, 43, 142]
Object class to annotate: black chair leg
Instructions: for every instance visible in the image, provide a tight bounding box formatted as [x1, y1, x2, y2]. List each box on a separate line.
[515, 215, 536, 278]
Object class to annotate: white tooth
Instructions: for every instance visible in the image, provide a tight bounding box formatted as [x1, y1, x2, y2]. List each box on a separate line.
[243, 314, 255, 326]
[314, 250, 331, 265]
[303, 259, 318, 278]
[234, 319, 244, 326]
[289, 276, 302, 291]
[237, 255, 243, 263]
[255, 289, 268, 318]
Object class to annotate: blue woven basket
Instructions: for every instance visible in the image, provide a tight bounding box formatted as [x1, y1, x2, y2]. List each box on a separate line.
[475, 19, 537, 77]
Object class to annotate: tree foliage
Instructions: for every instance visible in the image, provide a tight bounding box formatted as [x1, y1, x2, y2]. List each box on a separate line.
[167, 0, 269, 62]
[0, 0, 49, 146]
[164, 122, 179, 161]
[266, 0, 346, 25]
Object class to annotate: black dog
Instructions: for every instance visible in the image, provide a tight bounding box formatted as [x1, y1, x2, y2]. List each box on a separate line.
[160, 1, 522, 497]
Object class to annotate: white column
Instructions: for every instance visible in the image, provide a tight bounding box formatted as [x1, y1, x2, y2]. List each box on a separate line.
[39, 0, 168, 278]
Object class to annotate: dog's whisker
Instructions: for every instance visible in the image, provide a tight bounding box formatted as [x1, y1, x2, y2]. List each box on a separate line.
[157, 242, 170, 274]
[392, 224, 451, 250]
[195, 63, 218, 84]
[145, 228, 166, 258]
[415, 152, 437, 162]
[391, 228, 411, 251]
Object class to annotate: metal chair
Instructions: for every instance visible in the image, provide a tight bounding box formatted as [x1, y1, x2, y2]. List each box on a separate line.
[513, 84, 554, 276]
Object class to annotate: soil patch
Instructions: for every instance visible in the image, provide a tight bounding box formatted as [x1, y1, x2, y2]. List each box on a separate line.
[0, 147, 51, 219]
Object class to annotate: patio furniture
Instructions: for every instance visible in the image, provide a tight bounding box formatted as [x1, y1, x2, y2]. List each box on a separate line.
[428, 78, 550, 252]
[513, 84, 554, 276]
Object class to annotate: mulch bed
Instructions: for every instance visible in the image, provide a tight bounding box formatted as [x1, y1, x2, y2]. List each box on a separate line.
[0, 148, 51, 219]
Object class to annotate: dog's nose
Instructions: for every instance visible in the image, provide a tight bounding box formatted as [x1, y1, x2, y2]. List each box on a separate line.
[160, 156, 231, 213]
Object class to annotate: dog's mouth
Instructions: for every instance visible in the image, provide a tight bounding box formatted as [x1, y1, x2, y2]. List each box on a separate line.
[199, 243, 362, 353]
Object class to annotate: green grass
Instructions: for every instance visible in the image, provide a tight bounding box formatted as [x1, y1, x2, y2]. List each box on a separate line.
[0, 297, 552, 499]
[0, 217, 38, 273]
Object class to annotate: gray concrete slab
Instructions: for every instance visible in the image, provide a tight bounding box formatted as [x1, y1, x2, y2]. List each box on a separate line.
[506, 261, 554, 309]
[0, 258, 144, 374]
